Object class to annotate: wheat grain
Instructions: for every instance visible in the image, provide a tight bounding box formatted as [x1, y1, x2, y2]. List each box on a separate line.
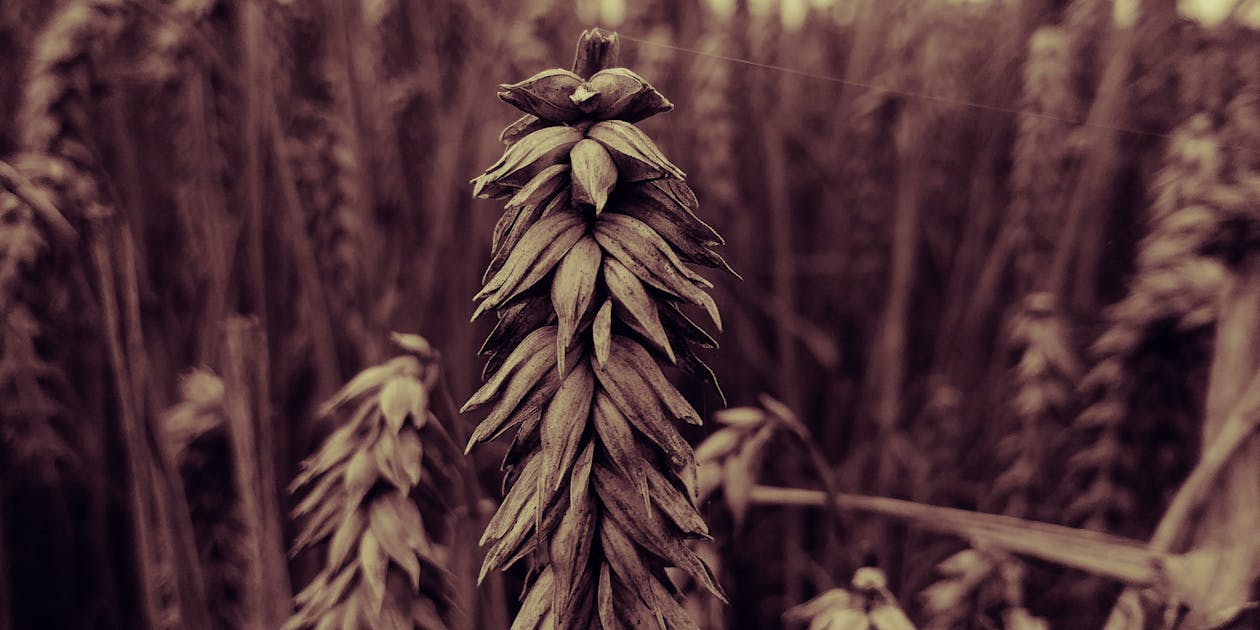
[466, 29, 731, 629]
[287, 345, 454, 629]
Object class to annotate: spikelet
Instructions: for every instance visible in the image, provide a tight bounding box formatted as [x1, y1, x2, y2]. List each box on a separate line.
[286, 344, 454, 630]
[466, 29, 732, 629]
[163, 369, 248, 630]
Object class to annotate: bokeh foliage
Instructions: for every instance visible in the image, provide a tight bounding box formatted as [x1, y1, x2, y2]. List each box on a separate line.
[1, 0, 1259, 628]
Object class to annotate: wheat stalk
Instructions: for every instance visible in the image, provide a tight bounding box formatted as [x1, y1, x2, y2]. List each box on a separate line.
[287, 340, 455, 629]
[465, 28, 732, 629]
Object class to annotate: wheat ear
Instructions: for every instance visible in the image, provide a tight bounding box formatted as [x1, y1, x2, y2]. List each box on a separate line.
[287, 343, 454, 629]
[465, 29, 733, 629]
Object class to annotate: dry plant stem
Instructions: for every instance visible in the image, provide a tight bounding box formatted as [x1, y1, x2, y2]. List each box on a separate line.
[748, 485, 1166, 587]
[223, 318, 292, 629]
[1149, 369, 1260, 551]
[1047, 24, 1134, 306]
[435, 371, 509, 630]
[89, 212, 163, 630]
[239, 0, 269, 321]
[760, 58, 813, 592]
[120, 215, 213, 630]
[791, 428, 843, 577]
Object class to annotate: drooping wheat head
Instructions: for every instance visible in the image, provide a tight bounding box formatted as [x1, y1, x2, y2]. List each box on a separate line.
[287, 344, 455, 629]
[465, 29, 732, 629]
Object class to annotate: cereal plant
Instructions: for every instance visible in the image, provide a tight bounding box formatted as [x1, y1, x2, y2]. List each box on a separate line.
[464, 28, 732, 629]
[0, 3, 1259, 630]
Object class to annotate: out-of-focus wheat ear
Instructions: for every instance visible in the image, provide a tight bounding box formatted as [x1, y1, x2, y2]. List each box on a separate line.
[286, 107, 379, 365]
[18, 2, 222, 627]
[1009, 27, 1079, 292]
[0, 160, 80, 475]
[19, 0, 125, 163]
[784, 566, 915, 630]
[467, 28, 734, 629]
[990, 29, 1083, 522]
[990, 292, 1081, 519]
[162, 369, 250, 630]
[287, 340, 454, 629]
[1064, 115, 1231, 535]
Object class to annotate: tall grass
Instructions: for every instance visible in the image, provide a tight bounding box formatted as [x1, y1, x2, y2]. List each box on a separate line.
[0, 1, 1259, 629]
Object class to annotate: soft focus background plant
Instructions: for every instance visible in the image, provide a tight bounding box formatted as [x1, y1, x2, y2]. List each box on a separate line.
[1, 0, 1259, 629]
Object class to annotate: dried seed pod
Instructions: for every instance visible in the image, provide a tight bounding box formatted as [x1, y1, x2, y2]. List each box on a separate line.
[469, 30, 735, 629]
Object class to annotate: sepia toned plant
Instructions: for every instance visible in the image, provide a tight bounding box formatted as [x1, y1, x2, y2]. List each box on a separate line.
[162, 369, 247, 630]
[1065, 115, 1230, 534]
[287, 337, 454, 630]
[464, 29, 732, 629]
[991, 292, 1081, 519]
[919, 547, 1047, 630]
[783, 566, 915, 630]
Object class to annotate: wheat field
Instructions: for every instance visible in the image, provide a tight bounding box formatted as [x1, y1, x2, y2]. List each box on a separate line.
[1, 1, 1259, 629]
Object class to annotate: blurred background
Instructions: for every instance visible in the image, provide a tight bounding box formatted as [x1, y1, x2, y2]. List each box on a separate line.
[1, 0, 1259, 628]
